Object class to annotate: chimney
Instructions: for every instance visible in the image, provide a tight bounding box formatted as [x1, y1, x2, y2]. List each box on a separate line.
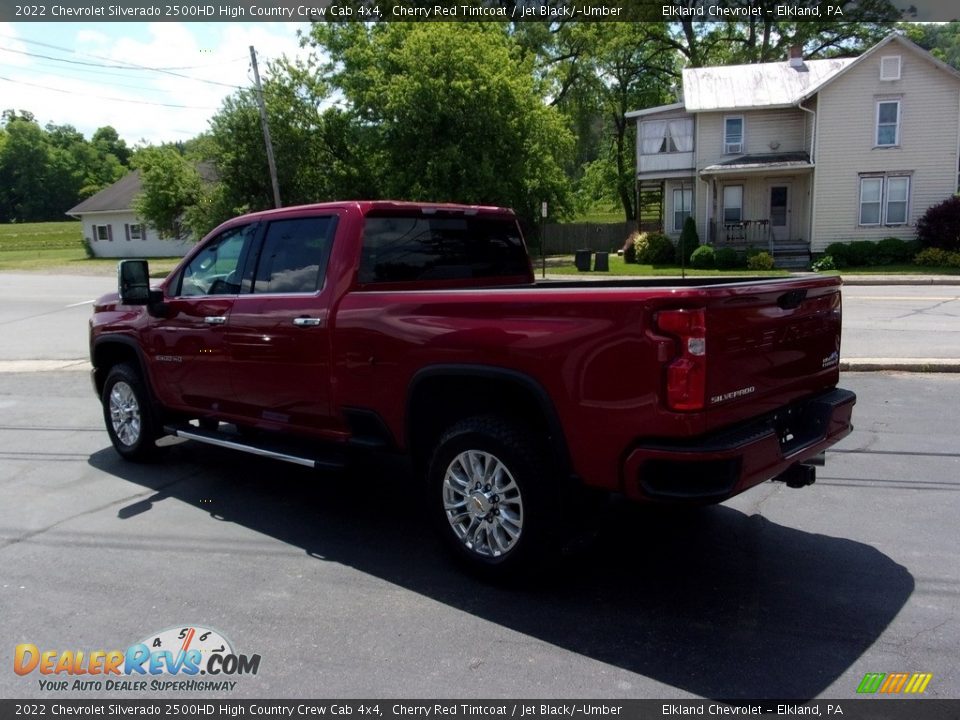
[789, 45, 804, 69]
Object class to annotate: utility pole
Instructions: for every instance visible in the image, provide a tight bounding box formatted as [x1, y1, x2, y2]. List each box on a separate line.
[249, 45, 281, 209]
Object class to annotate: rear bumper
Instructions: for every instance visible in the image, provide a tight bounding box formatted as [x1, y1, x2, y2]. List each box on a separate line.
[622, 388, 856, 503]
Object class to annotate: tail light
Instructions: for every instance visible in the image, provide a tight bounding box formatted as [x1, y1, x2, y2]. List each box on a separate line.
[656, 308, 706, 411]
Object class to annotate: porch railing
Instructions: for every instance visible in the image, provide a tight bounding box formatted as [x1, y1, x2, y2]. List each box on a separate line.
[709, 219, 772, 253]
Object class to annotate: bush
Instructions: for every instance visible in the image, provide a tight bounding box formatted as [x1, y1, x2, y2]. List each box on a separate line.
[714, 246, 740, 269]
[689, 245, 715, 269]
[747, 251, 775, 270]
[634, 231, 676, 265]
[823, 242, 850, 267]
[622, 232, 638, 264]
[676, 216, 699, 264]
[916, 195, 960, 251]
[876, 237, 914, 264]
[811, 255, 837, 272]
[847, 241, 881, 267]
[914, 247, 960, 267]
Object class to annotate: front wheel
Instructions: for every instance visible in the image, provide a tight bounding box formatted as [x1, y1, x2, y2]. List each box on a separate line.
[102, 363, 162, 462]
[428, 415, 558, 578]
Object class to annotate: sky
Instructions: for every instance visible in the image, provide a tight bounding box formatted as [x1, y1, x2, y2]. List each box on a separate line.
[0, 21, 313, 146]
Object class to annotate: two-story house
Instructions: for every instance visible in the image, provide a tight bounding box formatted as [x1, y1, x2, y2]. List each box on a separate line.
[628, 33, 960, 267]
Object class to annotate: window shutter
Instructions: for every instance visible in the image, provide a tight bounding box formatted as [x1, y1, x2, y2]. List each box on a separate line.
[142, 225, 148, 241]
[125, 224, 130, 241]
[107, 225, 113, 242]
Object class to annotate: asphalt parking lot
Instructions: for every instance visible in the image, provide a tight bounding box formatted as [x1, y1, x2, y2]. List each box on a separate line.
[0, 273, 958, 701]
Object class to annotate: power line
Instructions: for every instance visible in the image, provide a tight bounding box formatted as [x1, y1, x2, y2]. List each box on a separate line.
[0, 33, 248, 71]
[0, 74, 221, 110]
[0, 46, 244, 89]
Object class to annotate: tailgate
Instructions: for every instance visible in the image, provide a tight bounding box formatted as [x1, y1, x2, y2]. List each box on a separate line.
[704, 277, 842, 416]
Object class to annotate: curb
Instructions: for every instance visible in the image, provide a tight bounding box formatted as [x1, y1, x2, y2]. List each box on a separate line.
[841, 359, 960, 373]
[838, 276, 960, 286]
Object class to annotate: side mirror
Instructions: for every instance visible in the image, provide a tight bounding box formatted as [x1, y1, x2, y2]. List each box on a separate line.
[118, 259, 151, 305]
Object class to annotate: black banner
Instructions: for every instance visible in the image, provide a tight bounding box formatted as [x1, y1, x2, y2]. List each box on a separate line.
[2, 700, 960, 720]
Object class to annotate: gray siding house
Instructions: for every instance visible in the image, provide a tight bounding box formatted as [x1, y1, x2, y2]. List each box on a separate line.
[628, 33, 960, 266]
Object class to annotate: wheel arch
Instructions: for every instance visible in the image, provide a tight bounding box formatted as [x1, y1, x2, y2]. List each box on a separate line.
[405, 365, 573, 479]
[91, 335, 152, 399]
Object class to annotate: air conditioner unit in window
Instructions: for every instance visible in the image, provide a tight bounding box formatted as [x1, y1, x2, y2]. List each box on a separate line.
[726, 143, 742, 154]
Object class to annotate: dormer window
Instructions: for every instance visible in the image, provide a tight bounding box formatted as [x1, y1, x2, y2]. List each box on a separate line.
[880, 55, 901, 81]
[724, 116, 743, 154]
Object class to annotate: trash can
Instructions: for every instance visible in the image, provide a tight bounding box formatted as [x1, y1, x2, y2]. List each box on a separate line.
[593, 251, 609, 272]
[574, 249, 592, 272]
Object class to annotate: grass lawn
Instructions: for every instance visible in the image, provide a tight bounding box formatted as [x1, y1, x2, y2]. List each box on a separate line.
[0, 221, 181, 275]
[547, 254, 789, 277]
[836, 264, 960, 275]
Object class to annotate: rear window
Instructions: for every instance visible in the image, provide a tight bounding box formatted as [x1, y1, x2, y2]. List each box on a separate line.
[252, 216, 335, 294]
[359, 215, 528, 284]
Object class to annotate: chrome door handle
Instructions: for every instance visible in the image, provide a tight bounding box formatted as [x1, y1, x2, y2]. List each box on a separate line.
[204, 316, 227, 326]
[292, 317, 322, 327]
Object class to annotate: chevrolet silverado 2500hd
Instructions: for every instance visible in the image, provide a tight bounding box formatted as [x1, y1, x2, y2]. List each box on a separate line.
[90, 201, 855, 574]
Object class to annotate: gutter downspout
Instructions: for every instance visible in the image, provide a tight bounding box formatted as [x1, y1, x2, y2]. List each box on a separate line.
[798, 98, 817, 254]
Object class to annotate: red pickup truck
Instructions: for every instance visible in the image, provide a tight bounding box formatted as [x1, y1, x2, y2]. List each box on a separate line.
[90, 201, 855, 575]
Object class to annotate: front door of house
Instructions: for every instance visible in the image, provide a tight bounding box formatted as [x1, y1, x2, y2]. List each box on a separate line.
[768, 184, 791, 242]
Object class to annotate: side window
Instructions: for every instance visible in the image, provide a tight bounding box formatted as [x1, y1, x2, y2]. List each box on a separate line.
[252, 216, 334, 294]
[359, 215, 528, 284]
[178, 224, 256, 297]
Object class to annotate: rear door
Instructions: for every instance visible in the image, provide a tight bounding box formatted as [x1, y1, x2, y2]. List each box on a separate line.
[224, 214, 339, 433]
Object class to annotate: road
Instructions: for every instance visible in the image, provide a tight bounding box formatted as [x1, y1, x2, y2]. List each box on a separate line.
[841, 285, 960, 360]
[0, 271, 958, 700]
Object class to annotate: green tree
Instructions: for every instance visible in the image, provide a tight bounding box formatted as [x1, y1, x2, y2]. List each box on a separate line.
[307, 22, 574, 223]
[0, 116, 58, 221]
[132, 145, 202, 238]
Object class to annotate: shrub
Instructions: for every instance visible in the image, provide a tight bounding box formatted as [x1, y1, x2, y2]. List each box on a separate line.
[823, 242, 851, 268]
[634, 231, 676, 265]
[689, 245, 715, 269]
[846, 241, 880, 267]
[714, 246, 740, 269]
[916, 195, 960, 251]
[747, 251, 775, 270]
[676, 216, 699, 264]
[876, 237, 913, 264]
[811, 255, 837, 272]
[914, 247, 956, 267]
[622, 232, 638, 263]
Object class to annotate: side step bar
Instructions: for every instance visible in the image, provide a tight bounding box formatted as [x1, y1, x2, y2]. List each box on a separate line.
[163, 423, 345, 470]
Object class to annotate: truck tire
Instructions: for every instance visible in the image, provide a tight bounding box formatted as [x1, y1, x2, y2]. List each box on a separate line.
[428, 415, 558, 578]
[101, 363, 162, 462]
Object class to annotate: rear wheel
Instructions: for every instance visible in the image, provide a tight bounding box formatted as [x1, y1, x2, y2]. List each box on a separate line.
[428, 415, 558, 578]
[102, 363, 162, 462]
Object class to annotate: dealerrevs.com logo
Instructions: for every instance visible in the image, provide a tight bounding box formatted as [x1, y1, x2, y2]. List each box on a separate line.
[14, 625, 261, 692]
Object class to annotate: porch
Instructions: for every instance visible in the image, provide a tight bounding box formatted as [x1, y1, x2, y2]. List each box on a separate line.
[709, 219, 811, 269]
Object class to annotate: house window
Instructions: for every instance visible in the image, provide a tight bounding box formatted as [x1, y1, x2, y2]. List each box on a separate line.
[724, 116, 743, 154]
[130, 224, 143, 240]
[876, 100, 900, 147]
[673, 188, 693, 231]
[640, 118, 693, 155]
[885, 176, 910, 225]
[94, 225, 112, 242]
[858, 178, 883, 225]
[859, 175, 911, 226]
[722, 185, 743, 223]
[880, 55, 901, 81]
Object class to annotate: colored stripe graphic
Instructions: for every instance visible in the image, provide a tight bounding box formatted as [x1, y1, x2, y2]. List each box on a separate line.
[857, 672, 932, 694]
[857, 673, 885, 694]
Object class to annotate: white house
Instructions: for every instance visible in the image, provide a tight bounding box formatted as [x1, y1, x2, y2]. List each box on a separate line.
[628, 33, 960, 267]
[66, 170, 194, 258]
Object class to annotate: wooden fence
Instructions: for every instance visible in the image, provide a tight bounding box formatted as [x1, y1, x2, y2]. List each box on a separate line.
[540, 222, 635, 255]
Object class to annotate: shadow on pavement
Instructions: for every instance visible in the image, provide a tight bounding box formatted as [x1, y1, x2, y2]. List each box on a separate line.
[89, 443, 913, 700]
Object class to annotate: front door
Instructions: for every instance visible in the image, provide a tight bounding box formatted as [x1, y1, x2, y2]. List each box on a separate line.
[146, 223, 257, 415]
[768, 184, 791, 242]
